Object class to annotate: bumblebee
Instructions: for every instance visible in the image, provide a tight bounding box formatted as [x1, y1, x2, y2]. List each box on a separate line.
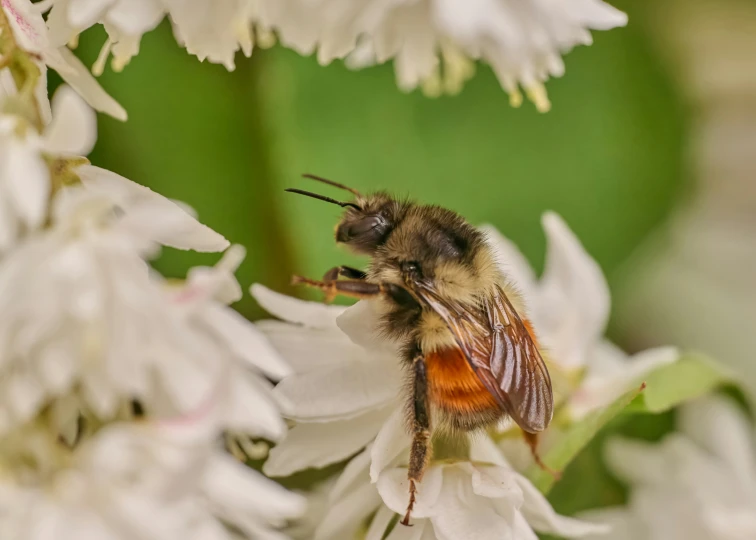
[287, 175, 554, 525]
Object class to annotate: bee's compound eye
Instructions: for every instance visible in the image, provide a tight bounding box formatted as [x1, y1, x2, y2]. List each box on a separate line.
[348, 216, 384, 236]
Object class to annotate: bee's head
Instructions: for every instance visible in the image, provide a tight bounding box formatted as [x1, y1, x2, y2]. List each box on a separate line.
[286, 175, 401, 255]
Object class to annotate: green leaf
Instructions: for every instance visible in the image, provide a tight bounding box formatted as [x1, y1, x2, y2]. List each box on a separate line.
[625, 353, 733, 414]
[525, 353, 732, 493]
[526, 384, 643, 493]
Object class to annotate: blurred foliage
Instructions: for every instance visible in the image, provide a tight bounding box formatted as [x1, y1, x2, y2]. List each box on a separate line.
[74, 0, 683, 323]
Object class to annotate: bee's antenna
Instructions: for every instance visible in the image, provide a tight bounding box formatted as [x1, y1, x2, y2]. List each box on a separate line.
[302, 173, 362, 196]
[285, 189, 362, 211]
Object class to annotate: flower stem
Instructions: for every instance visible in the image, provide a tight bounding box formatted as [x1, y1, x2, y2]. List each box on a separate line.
[0, 4, 44, 131]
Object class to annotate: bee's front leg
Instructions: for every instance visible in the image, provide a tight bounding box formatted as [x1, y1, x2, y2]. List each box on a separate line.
[291, 275, 415, 306]
[402, 349, 432, 527]
[322, 266, 367, 281]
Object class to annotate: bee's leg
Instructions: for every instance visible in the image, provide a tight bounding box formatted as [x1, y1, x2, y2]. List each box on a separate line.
[322, 266, 367, 281]
[292, 275, 416, 306]
[401, 351, 431, 527]
[523, 431, 561, 479]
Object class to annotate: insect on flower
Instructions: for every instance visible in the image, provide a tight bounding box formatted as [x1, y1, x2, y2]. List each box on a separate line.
[286, 174, 556, 526]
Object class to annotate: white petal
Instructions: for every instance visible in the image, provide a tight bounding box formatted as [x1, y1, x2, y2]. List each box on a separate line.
[77, 165, 228, 251]
[516, 473, 610, 536]
[274, 359, 400, 422]
[535, 212, 610, 370]
[256, 320, 354, 373]
[371, 407, 410, 482]
[68, 0, 117, 29]
[470, 465, 523, 505]
[47, 47, 127, 121]
[264, 406, 392, 477]
[329, 445, 372, 504]
[43, 85, 97, 155]
[314, 482, 382, 540]
[225, 371, 286, 440]
[678, 396, 756, 484]
[203, 303, 292, 380]
[105, 0, 164, 35]
[4, 137, 49, 228]
[480, 224, 537, 300]
[365, 505, 395, 540]
[203, 453, 306, 523]
[337, 299, 399, 353]
[1, 0, 51, 53]
[377, 466, 444, 519]
[430, 467, 510, 540]
[577, 507, 644, 540]
[386, 520, 430, 540]
[251, 284, 345, 328]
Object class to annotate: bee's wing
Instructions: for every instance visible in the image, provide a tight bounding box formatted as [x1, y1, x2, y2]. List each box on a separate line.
[413, 283, 553, 433]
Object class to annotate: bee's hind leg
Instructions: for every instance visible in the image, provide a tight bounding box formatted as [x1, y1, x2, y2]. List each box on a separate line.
[402, 350, 432, 527]
[523, 431, 561, 480]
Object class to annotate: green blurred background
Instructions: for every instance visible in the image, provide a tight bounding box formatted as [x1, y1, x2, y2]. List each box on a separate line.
[69, 0, 684, 326]
[59, 0, 694, 522]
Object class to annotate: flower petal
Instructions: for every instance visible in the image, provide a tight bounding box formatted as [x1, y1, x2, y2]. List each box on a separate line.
[515, 473, 610, 536]
[256, 320, 354, 373]
[430, 467, 511, 540]
[371, 407, 410, 482]
[365, 505, 395, 540]
[337, 300, 399, 353]
[377, 466, 444, 519]
[43, 84, 97, 155]
[314, 482, 381, 540]
[577, 507, 645, 540]
[535, 212, 610, 369]
[329, 445, 372, 504]
[4, 136, 49, 229]
[264, 406, 392, 477]
[385, 519, 430, 540]
[202, 303, 292, 380]
[77, 165, 228, 251]
[471, 465, 523, 506]
[251, 284, 345, 329]
[225, 371, 286, 440]
[678, 396, 756, 484]
[47, 47, 127, 121]
[274, 359, 401, 422]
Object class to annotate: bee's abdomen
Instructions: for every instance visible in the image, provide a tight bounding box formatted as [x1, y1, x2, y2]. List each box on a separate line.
[426, 347, 501, 429]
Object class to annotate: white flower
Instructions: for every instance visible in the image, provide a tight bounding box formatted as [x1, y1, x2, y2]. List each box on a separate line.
[270, 0, 628, 109]
[0, 401, 305, 539]
[0, 84, 95, 253]
[2, 0, 126, 119]
[0, 172, 232, 434]
[580, 396, 756, 540]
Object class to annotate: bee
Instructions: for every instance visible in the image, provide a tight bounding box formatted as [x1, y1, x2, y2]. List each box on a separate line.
[286, 174, 555, 526]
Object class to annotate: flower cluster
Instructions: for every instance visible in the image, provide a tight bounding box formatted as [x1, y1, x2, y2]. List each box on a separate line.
[34, 0, 626, 110]
[0, 3, 304, 537]
[253, 213, 677, 539]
